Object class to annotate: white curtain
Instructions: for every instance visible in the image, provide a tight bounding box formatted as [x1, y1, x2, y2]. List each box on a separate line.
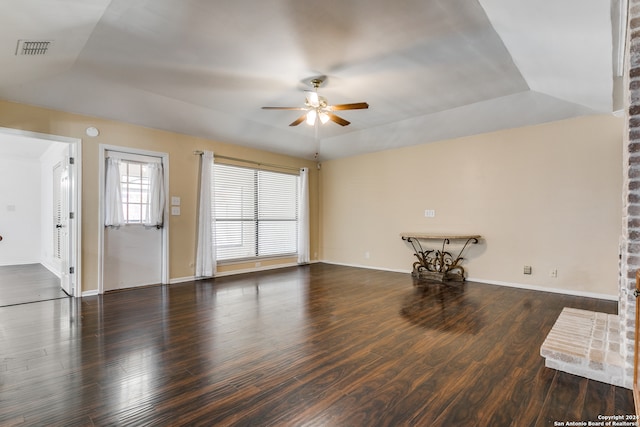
[195, 151, 216, 277]
[105, 157, 124, 227]
[297, 167, 310, 264]
[144, 162, 165, 227]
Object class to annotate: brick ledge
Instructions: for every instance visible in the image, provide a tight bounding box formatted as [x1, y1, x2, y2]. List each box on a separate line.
[540, 307, 626, 388]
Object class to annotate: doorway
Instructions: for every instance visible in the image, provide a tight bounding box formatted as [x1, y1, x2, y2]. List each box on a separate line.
[0, 127, 81, 304]
[99, 146, 169, 293]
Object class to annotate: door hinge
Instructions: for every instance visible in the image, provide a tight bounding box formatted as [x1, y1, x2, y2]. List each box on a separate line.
[69, 157, 75, 165]
[69, 212, 74, 219]
[69, 267, 75, 274]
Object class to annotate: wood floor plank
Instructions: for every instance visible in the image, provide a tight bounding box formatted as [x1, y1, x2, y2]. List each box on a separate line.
[616, 385, 637, 415]
[512, 365, 558, 427]
[581, 379, 615, 421]
[536, 371, 589, 426]
[0, 263, 634, 426]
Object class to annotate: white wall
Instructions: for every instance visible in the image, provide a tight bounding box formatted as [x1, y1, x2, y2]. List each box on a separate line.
[0, 157, 41, 265]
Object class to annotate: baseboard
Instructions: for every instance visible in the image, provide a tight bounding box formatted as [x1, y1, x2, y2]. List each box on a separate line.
[0, 261, 40, 267]
[169, 276, 197, 284]
[320, 260, 617, 301]
[81, 263, 314, 294]
[214, 262, 301, 277]
[467, 277, 618, 301]
[82, 262, 618, 301]
[81, 290, 99, 297]
[40, 261, 61, 278]
[319, 260, 411, 275]
[169, 261, 318, 283]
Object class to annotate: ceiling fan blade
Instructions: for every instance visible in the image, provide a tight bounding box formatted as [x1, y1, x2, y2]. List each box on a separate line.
[262, 106, 308, 110]
[330, 102, 369, 111]
[328, 113, 350, 126]
[289, 114, 307, 126]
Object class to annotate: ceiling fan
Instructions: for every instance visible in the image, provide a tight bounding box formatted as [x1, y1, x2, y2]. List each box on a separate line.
[262, 77, 369, 127]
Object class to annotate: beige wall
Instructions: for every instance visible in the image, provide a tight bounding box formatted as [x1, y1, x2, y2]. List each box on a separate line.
[319, 114, 623, 298]
[0, 100, 319, 293]
[0, 98, 623, 298]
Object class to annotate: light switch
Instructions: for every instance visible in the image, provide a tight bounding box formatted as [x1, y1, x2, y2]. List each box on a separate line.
[171, 196, 181, 206]
[171, 206, 181, 216]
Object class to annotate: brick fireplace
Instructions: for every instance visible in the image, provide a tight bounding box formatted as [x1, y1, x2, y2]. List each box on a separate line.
[541, 308, 626, 386]
[540, 0, 640, 389]
[617, 0, 640, 389]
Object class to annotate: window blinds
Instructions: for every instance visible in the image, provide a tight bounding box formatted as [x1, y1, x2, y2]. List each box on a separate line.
[213, 163, 298, 261]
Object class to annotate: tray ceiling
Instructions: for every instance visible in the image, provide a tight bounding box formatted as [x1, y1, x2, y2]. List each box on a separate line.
[0, 0, 623, 159]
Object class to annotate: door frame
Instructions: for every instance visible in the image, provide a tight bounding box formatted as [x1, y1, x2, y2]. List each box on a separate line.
[0, 126, 82, 297]
[98, 144, 169, 294]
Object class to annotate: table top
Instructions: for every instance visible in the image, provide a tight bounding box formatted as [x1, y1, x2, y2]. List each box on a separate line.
[400, 233, 481, 240]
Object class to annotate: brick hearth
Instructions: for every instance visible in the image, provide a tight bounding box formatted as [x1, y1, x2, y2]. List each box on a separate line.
[540, 308, 625, 387]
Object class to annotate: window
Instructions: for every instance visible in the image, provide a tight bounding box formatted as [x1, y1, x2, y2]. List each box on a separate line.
[213, 163, 298, 261]
[105, 151, 165, 228]
[119, 160, 151, 224]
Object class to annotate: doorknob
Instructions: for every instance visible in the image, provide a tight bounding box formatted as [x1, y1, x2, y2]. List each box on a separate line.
[56, 224, 63, 229]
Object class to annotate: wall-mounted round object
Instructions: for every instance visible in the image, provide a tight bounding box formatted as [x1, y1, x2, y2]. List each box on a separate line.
[85, 126, 100, 137]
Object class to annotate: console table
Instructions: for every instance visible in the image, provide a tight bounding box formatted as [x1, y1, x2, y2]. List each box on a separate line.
[400, 233, 481, 282]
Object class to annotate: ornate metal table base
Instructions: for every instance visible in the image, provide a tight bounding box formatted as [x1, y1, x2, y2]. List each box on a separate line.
[400, 233, 481, 283]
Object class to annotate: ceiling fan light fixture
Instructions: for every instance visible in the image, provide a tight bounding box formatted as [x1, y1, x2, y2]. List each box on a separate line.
[262, 76, 368, 128]
[306, 110, 317, 126]
[306, 91, 319, 107]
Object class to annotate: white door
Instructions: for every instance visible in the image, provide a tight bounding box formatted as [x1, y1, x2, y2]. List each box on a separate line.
[59, 159, 72, 295]
[53, 155, 74, 296]
[103, 151, 165, 291]
[52, 162, 63, 274]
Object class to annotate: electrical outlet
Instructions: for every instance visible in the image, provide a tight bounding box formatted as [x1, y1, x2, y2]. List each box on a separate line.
[524, 265, 532, 275]
[424, 209, 436, 218]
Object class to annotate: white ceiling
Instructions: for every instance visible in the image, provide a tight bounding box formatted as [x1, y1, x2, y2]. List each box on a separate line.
[0, 0, 622, 160]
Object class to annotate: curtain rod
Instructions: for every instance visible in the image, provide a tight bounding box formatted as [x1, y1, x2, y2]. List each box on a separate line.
[193, 151, 301, 172]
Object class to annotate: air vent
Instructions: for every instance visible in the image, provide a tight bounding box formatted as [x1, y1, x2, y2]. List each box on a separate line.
[15, 40, 52, 56]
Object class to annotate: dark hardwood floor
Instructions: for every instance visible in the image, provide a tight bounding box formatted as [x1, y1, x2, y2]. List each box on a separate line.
[0, 263, 634, 426]
[0, 263, 68, 307]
